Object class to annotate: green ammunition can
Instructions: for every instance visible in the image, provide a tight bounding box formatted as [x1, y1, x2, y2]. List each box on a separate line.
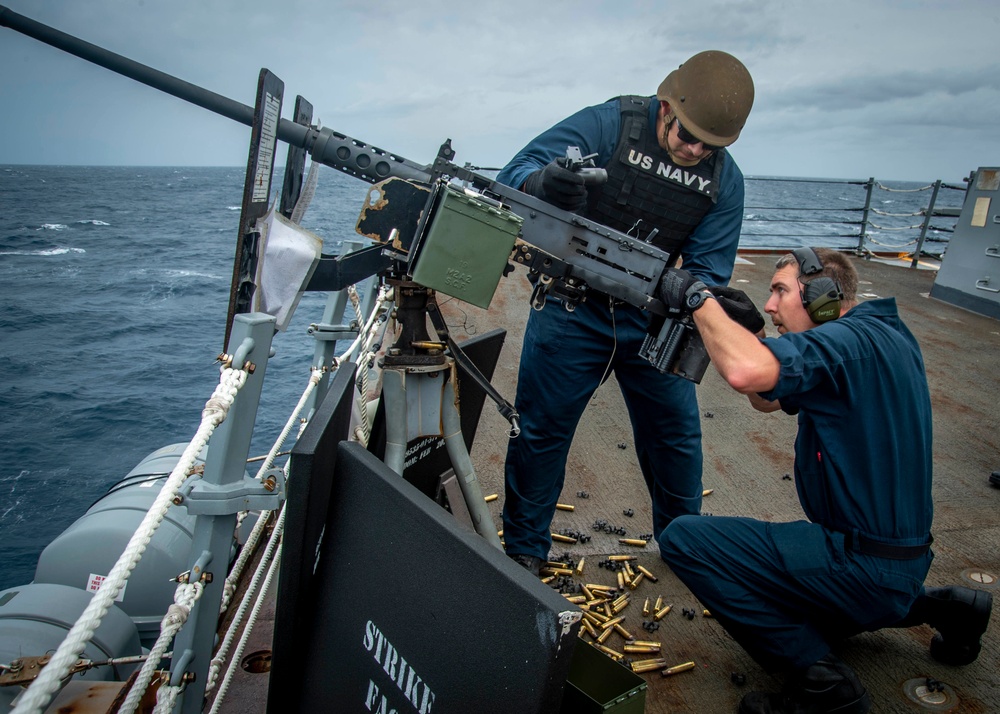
[409, 185, 523, 309]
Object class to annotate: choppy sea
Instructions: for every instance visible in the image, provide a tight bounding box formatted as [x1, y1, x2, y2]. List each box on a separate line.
[0, 164, 963, 586]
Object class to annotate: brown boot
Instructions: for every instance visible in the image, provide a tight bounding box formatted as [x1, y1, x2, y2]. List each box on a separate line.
[738, 654, 871, 714]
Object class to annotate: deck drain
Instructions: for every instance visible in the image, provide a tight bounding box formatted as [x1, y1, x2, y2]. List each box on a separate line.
[241, 649, 272, 674]
[902, 678, 958, 710]
[960, 569, 997, 587]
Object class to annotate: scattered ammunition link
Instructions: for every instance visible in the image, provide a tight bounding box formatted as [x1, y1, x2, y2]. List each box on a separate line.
[619, 538, 648, 547]
[555, 503, 575, 511]
[577, 490, 590, 498]
[653, 605, 672, 621]
[484, 493, 499, 503]
[631, 658, 669, 673]
[731, 672, 747, 686]
[662, 661, 696, 677]
[637, 565, 658, 582]
[641, 621, 661, 633]
[639, 533, 654, 541]
[623, 508, 634, 517]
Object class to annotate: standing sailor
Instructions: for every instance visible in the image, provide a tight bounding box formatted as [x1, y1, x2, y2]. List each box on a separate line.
[496, 51, 755, 574]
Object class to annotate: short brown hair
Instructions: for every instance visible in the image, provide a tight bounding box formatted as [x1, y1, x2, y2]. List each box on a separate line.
[775, 248, 858, 303]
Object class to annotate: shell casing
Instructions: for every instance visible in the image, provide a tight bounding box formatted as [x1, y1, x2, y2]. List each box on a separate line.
[608, 554, 637, 562]
[603, 602, 614, 618]
[631, 658, 669, 673]
[541, 575, 555, 584]
[542, 567, 574, 577]
[623, 561, 635, 578]
[702, 488, 714, 497]
[575, 557, 585, 576]
[654, 596, 664, 611]
[585, 609, 609, 623]
[629, 573, 645, 590]
[497, 529, 503, 537]
[623, 644, 661, 654]
[600, 615, 626, 631]
[551, 533, 578, 544]
[653, 605, 672, 621]
[703, 609, 713, 617]
[617, 571, 626, 589]
[637, 564, 658, 582]
[643, 597, 651, 616]
[629, 640, 662, 648]
[596, 625, 615, 644]
[611, 593, 629, 611]
[582, 618, 599, 639]
[484, 493, 499, 502]
[586, 583, 617, 592]
[594, 644, 624, 661]
[662, 661, 696, 677]
[619, 538, 648, 547]
[614, 623, 633, 640]
[563, 594, 587, 604]
[555, 503, 575, 511]
[581, 585, 595, 600]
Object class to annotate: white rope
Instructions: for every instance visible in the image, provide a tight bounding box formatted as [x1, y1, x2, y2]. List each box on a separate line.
[118, 582, 204, 714]
[868, 221, 924, 231]
[208, 506, 285, 693]
[208, 546, 282, 714]
[152, 676, 182, 714]
[875, 181, 934, 192]
[11, 366, 248, 714]
[252, 368, 324, 481]
[870, 207, 923, 218]
[866, 235, 917, 249]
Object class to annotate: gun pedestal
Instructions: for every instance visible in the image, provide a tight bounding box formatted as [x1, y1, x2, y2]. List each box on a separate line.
[380, 278, 504, 549]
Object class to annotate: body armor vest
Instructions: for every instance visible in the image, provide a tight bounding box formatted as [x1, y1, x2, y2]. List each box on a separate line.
[585, 96, 725, 263]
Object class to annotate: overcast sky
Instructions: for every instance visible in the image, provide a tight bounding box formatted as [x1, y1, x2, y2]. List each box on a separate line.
[2, 0, 998, 182]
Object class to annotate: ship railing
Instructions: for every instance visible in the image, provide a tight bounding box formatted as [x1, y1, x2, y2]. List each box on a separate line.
[10, 271, 391, 714]
[741, 174, 971, 266]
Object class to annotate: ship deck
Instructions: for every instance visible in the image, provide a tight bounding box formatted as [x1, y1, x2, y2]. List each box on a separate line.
[220, 252, 999, 714]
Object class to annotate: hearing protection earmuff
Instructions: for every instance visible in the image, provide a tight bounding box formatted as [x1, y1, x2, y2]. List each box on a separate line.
[792, 248, 843, 323]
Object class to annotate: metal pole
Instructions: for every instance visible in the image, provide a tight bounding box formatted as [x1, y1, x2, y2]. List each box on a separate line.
[857, 177, 875, 254]
[911, 180, 941, 268]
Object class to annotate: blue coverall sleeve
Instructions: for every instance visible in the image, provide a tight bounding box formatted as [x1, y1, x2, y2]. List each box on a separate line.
[496, 101, 621, 190]
[678, 156, 745, 287]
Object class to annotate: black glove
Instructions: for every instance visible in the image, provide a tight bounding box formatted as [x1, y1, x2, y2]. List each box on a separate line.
[523, 158, 588, 211]
[709, 286, 766, 333]
[658, 268, 707, 314]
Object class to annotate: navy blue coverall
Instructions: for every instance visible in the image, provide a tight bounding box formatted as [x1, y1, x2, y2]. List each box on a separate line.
[497, 97, 746, 561]
[659, 298, 934, 670]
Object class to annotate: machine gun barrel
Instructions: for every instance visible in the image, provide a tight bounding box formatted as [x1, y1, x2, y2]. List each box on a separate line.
[1, 4, 673, 314]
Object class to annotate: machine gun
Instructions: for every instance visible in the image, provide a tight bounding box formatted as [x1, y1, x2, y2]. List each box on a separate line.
[0, 4, 707, 383]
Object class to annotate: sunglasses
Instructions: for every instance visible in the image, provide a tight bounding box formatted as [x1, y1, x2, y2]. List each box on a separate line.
[674, 119, 723, 152]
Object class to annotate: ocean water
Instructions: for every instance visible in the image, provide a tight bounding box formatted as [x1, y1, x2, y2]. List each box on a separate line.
[0, 164, 964, 586]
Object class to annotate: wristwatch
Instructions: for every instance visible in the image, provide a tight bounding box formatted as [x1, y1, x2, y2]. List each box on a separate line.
[685, 289, 715, 312]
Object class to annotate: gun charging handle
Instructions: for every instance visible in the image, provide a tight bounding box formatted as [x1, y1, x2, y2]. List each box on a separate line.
[565, 146, 608, 186]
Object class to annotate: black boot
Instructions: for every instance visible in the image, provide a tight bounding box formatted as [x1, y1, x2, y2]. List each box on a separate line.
[738, 654, 871, 714]
[507, 553, 543, 576]
[924, 586, 992, 665]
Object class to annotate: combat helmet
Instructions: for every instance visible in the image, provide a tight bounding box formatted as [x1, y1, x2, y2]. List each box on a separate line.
[657, 50, 754, 147]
